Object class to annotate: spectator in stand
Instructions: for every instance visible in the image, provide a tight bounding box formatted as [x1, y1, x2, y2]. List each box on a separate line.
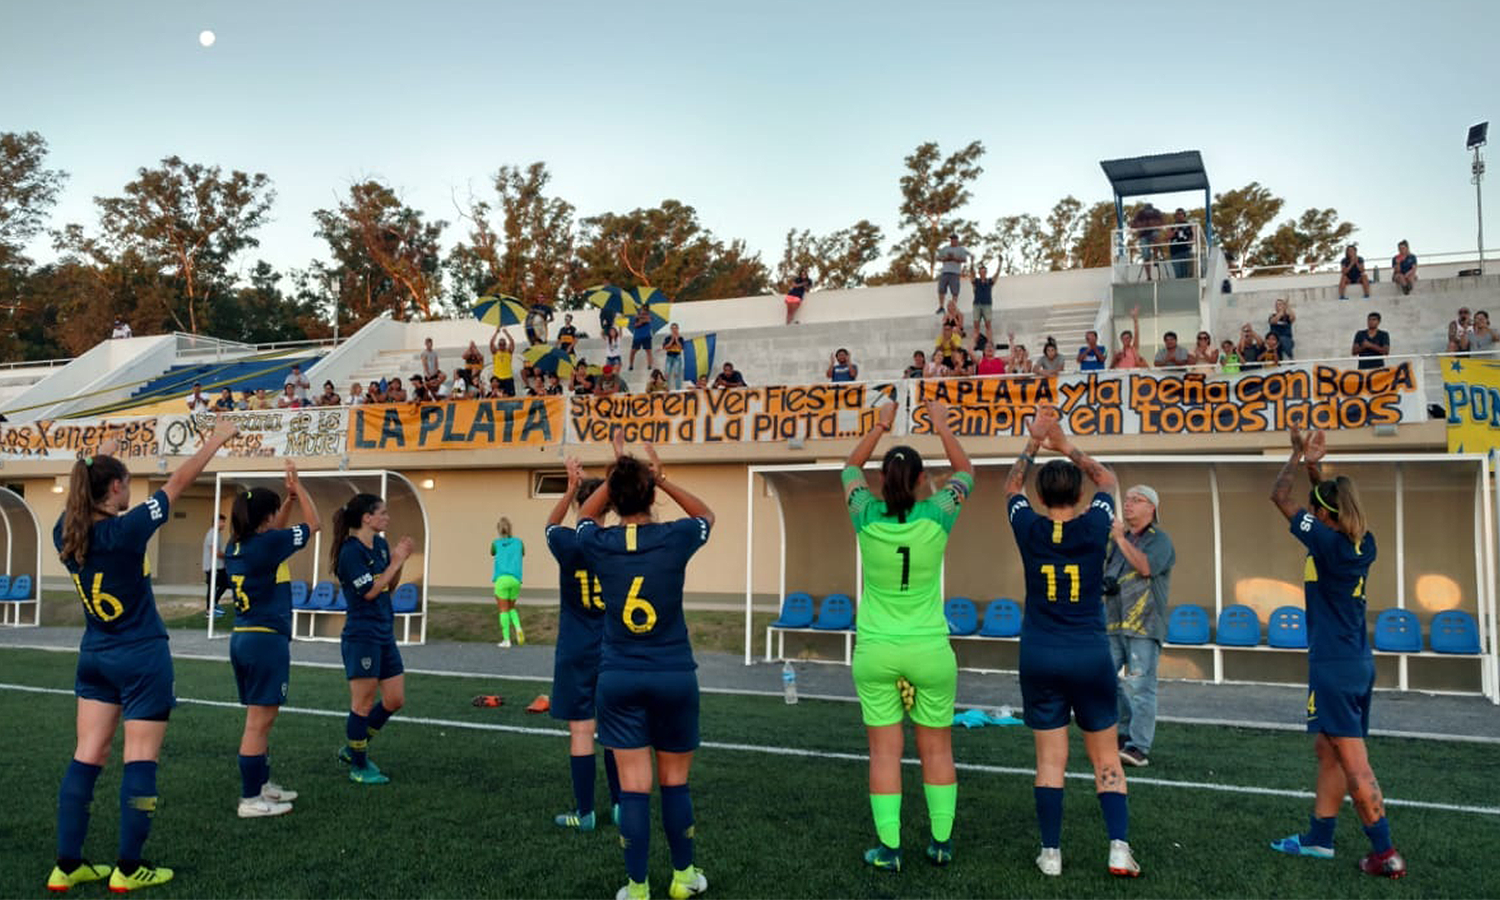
[1267, 298, 1296, 360]
[594, 366, 623, 396]
[1447, 307, 1474, 352]
[449, 378, 470, 400]
[1007, 338, 1029, 375]
[935, 322, 963, 371]
[251, 388, 273, 410]
[462, 342, 484, 388]
[284, 364, 311, 404]
[1352, 312, 1391, 370]
[1468, 311, 1496, 354]
[935, 233, 970, 314]
[545, 373, 564, 395]
[318, 381, 341, 406]
[525, 301, 553, 346]
[557, 314, 578, 355]
[951, 348, 975, 377]
[425, 372, 449, 400]
[942, 298, 966, 339]
[604, 325, 623, 370]
[490, 326, 516, 397]
[1033, 338, 1066, 376]
[236, 391, 251, 410]
[971, 263, 995, 332]
[111, 316, 133, 339]
[450, 368, 468, 395]
[347, 380, 365, 406]
[1077, 331, 1107, 371]
[1219, 340, 1242, 374]
[1188, 331, 1218, 370]
[976, 342, 1006, 376]
[571, 364, 595, 395]
[386, 377, 408, 403]
[646, 369, 669, 393]
[785, 267, 813, 325]
[420, 337, 442, 383]
[1391, 240, 1418, 295]
[713, 362, 747, 389]
[1238, 324, 1266, 372]
[213, 387, 236, 411]
[628, 306, 655, 372]
[411, 380, 434, 403]
[1154, 331, 1191, 369]
[1168, 208, 1195, 279]
[1258, 334, 1283, 367]
[365, 381, 387, 404]
[277, 384, 299, 408]
[661, 324, 685, 390]
[186, 382, 212, 412]
[692, 375, 710, 390]
[1132, 203, 1165, 278]
[905, 351, 928, 379]
[1111, 309, 1148, 369]
[1338, 245, 1371, 300]
[828, 348, 859, 383]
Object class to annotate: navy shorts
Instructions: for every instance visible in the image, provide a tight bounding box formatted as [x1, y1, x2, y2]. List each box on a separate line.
[231, 631, 291, 706]
[631, 335, 651, 351]
[1306, 658, 1375, 738]
[341, 637, 404, 681]
[1019, 639, 1118, 731]
[596, 668, 699, 752]
[550, 648, 602, 722]
[75, 640, 175, 721]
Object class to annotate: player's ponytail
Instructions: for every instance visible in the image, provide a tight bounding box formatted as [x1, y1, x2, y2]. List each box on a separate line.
[1310, 476, 1367, 547]
[880, 445, 923, 522]
[60, 455, 128, 567]
[330, 493, 383, 566]
[497, 517, 512, 538]
[608, 455, 656, 517]
[230, 487, 283, 546]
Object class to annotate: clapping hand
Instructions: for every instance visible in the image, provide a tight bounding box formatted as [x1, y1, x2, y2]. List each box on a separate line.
[565, 456, 584, 487]
[284, 459, 300, 497]
[1288, 426, 1304, 455]
[644, 443, 664, 481]
[611, 426, 626, 459]
[1303, 429, 1327, 464]
[211, 417, 239, 443]
[877, 399, 898, 430]
[394, 536, 416, 561]
[1029, 405, 1060, 444]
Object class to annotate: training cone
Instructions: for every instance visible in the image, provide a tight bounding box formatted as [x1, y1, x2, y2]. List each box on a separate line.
[472, 694, 504, 708]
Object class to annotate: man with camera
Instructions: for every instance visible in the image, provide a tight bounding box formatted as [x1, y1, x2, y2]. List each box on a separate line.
[1102, 485, 1176, 767]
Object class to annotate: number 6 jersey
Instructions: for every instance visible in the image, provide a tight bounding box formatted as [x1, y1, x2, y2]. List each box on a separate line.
[53, 489, 171, 649]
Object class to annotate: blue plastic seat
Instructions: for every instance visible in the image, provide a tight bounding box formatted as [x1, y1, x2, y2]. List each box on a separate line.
[1373, 608, 1422, 653]
[811, 594, 854, 631]
[1165, 604, 1211, 645]
[1431, 609, 1481, 655]
[8, 574, 32, 599]
[392, 583, 420, 613]
[978, 599, 1022, 638]
[944, 598, 978, 636]
[1216, 604, 1261, 647]
[290, 581, 311, 609]
[0, 575, 10, 599]
[1267, 606, 1308, 649]
[770, 592, 815, 629]
[310, 581, 338, 610]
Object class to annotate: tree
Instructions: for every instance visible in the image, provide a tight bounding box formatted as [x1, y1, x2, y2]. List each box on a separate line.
[1041, 196, 1084, 270]
[0, 131, 67, 271]
[313, 181, 446, 323]
[574, 200, 768, 301]
[448, 162, 577, 307]
[202, 261, 316, 344]
[981, 214, 1045, 275]
[774, 220, 884, 289]
[889, 141, 986, 278]
[1071, 200, 1120, 270]
[1210, 182, 1284, 270]
[1250, 207, 1357, 273]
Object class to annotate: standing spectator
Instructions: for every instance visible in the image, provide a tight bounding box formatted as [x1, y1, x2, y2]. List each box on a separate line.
[970, 263, 996, 333]
[1187, 331, 1218, 370]
[1258, 334, 1284, 368]
[1467, 310, 1496, 354]
[713, 362, 747, 389]
[942, 298, 966, 339]
[1219, 340, 1243, 374]
[250, 388, 273, 410]
[204, 514, 230, 618]
[1168, 209, 1195, 279]
[1131, 203, 1165, 279]
[1111, 309, 1148, 369]
[905, 351, 928, 380]
[628, 307, 655, 372]
[420, 338, 443, 385]
[1267, 298, 1296, 360]
[557, 314, 578, 355]
[186, 382, 212, 413]
[346, 380, 365, 406]
[284, 365, 311, 404]
[976, 342, 1006, 376]
[110, 316, 133, 339]
[461, 342, 484, 388]
[1447, 307, 1474, 352]
[935, 233, 970, 314]
[1103, 486, 1175, 769]
[661, 324, 685, 390]
[1351, 313, 1391, 370]
[318, 381, 342, 406]
[1077, 332, 1107, 372]
[1153, 332, 1190, 369]
[1033, 339, 1065, 376]
[386, 377, 408, 403]
[490, 326, 516, 397]
[934, 323, 963, 371]
[827, 349, 858, 383]
[1238, 324, 1266, 372]
[1391, 241, 1418, 295]
[1338, 246, 1371, 300]
[525, 301, 553, 346]
[785, 267, 813, 325]
[604, 325, 623, 370]
[213, 387, 236, 411]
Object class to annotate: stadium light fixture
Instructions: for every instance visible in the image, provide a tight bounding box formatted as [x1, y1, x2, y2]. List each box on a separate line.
[420, 478, 435, 489]
[1470, 121, 1488, 275]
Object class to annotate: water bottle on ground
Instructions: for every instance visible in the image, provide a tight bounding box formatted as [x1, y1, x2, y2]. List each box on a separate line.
[782, 661, 798, 704]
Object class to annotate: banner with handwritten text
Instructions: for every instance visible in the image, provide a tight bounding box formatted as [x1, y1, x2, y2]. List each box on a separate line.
[568, 383, 898, 444]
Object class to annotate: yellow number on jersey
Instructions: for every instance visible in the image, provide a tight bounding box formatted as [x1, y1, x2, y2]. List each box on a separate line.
[1306, 690, 1317, 718]
[1352, 576, 1364, 599]
[230, 574, 252, 612]
[622, 576, 658, 634]
[574, 570, 605, 611]
[71, 572, 124, 622]
[1038, 564, 1081, 602]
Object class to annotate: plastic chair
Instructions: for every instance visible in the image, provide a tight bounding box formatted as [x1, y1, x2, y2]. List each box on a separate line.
[310, 581, 337, 610]
[290, 581, 311, 609]
[1373, 609, 1422, 653]
[811, 594, 854, 631]
[1431, 609, 1481, 655]
[329, 591, 349, 612]
[769, 592, 815, 629]
[1165, 604, 1211, 645]
[978, 599, 1022, 638]
[8, 574, 32, 599]
[1267, 606, 1308, 649]
[392, 583, 420, 613]
[0, 576, 9, 599]
[1216, 604, 1261, 647]
[944, 598, 978, 636]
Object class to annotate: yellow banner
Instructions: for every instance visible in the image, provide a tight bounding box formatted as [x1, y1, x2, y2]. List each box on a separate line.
[346, 399, 563, 452]
[1442, 355, 1500, 452]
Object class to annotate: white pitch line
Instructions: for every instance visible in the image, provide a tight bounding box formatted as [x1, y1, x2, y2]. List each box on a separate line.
[1, 681, 1495, 818]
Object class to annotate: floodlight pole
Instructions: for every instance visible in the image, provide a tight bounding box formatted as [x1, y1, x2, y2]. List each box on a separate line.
[1474, 142, 1486, 276]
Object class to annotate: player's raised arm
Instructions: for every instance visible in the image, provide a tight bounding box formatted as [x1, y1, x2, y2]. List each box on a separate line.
[1006, 406, 1055, 496]
[924, 399, 973, 479]
[1044, 416, 1116, 492]
[548, 458, 585, 527]
[1268, 428, 1305, 521]
[844, 401, 897, 499]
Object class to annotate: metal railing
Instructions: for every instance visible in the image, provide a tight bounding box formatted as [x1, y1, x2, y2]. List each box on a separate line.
[1112, 224, 1206, 284]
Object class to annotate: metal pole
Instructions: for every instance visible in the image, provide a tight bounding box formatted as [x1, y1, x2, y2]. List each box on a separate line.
[1475, 145, 1486, 276]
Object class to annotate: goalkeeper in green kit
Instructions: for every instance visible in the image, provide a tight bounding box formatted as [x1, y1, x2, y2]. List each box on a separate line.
[842, 397, 974, 872]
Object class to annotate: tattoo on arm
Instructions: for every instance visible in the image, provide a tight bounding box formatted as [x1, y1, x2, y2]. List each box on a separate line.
[1067, 446, 1109, 485]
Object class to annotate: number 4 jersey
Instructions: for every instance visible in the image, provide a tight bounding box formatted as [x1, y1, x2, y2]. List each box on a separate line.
[577, 517, 711, 672]
[1008, 491, 1115, 643]
[53, 489, 171, 650]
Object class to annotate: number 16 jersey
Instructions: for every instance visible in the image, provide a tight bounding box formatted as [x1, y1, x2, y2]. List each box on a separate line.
[53, 489, 171, 650]
[578, 517, 711, 672]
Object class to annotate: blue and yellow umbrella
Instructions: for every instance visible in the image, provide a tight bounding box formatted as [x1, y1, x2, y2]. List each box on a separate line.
[523, 343, 576, 380]
[471, 295, 528, 327]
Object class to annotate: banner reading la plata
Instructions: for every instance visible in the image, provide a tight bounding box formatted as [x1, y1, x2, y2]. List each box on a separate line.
[347, 398, 561, 451]
[1442, 355, 1500, 452]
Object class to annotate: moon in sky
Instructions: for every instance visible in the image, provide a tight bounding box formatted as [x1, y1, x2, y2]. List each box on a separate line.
[199, 30, 216, 47]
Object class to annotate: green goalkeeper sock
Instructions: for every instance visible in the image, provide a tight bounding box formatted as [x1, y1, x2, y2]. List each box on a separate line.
[870, 793, 901, 849]
[924, 782, 957, 842]
[498, 611, 511, 641]
[509, 609, 522, 631]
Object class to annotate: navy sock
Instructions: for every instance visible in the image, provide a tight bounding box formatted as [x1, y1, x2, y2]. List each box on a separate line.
[346, 711, 369, 767]
[619, 791, 651, 884]
[118, 761, 157, 862]
[569, 754, 596, 816]
[1306, 814, 1337, 848]
[238, 754, 268, 800]
[1363, 816, 1393, 853]
[660, 783, 696, 871]
[603, 750, 621, 805]
[1034, 786, 1064, 849]
[1097, 791, 1128, 842]
[366, 703, 394, 735]
[56, 760, 102, 860]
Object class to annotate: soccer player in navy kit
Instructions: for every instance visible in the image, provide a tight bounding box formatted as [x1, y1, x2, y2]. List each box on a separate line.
[546, 458, 622, 831]
[48, 418, 237, 893]
[224, 460, 320, 818]
[332, 493, 416, 785]
[1268, 427, 1405, 878]
[577, 438, 713, 900]
[1005, 407, 1139, 878]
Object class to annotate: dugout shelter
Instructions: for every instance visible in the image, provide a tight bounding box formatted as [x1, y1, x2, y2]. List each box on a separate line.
[0, 486, 42, 627]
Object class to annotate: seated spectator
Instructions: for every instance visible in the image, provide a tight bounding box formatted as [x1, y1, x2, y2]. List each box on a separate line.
[1338, 245, 1371, 300]
[713, 362, 747, 389]
[1466, 310, 1494, 354]
[232, 391, 248, 410]
[317, 381, 341, 406]
[420, 336, 443, 383]
[1077, 330, 1107, 371]
[604, 326, 623, 369]
[110, 316, 133, 339]
[557, 314, 578, 354]
[186, 382, 212, 412]
[827, 348, 858, 382]
[347, 380, 366, 406]
[1007, 338, 1028, 374]
[1219, 340, 1242, 374]
[629, 306, 655, 371]
[1033, 338, 1065, 376]
[449, 379, 471, 400]
[571, 365, 595, 395]
[1154, 331, 1191, 369]
[276, 384, 300, 408]
[1391, 240, 1418, 294]
[284, 364, 311, 403]
[942, 298, 966, 338]
[1448, 307, 1474, 352]
[1111, 309, 1148, 369]
[411, 381, 434, 403]
[646, 369, 669, 393]
[692, 375, 710, 390]
[365, 381, 387, 404]
[543, 373, 564, 395]
[976, 343, 1006, 376]
[1237, 324, 1265, 371]
[386, 377, 408, 403]
[461, 342, 484, 387]
[425, 373, 449, 399]
[485, 375, 505, 398]
[1351, 312, 1391, 370]
[1258, 333, 1283, 367]
[934, 322, 963, 371]
[1267, 298, 1296, 359]
[250, 388, 273, 410]
[594, 366, 622, 396]
[450, 368, 468, 394]
[905, 351, 928, 379]
[213, 387, 236, 411]
[951, 347, 976, 377]
[1187, 331, 1218, 370]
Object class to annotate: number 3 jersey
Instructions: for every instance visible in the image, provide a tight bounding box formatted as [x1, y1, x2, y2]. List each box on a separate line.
[53, 489, 171, 650]
[545, 523, 605, 659]
[224, 525, 311, 637]
[577, 517, 711, 672]
[1007, 491, 1115, 644]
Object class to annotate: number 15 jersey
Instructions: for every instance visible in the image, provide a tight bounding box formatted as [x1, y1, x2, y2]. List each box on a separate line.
[1008, 491, 1115, 644]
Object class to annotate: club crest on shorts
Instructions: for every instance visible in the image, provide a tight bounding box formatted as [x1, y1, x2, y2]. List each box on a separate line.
[361, 657, 372, 670]
[280, 682, 289, 699]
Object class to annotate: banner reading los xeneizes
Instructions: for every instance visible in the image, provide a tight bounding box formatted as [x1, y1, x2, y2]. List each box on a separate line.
[346, 398, 563, 451]
[569, 383, 897, 444]
[1441, 356, 1500, 452]
[911, 361, 1425, 437]
[0, 416, 161, 460]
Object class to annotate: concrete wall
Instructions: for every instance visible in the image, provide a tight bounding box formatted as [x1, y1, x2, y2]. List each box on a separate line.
[3, 335, 177, 422]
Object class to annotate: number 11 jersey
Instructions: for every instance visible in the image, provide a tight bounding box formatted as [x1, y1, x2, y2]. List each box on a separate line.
[1008, 491, 1115, 644]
